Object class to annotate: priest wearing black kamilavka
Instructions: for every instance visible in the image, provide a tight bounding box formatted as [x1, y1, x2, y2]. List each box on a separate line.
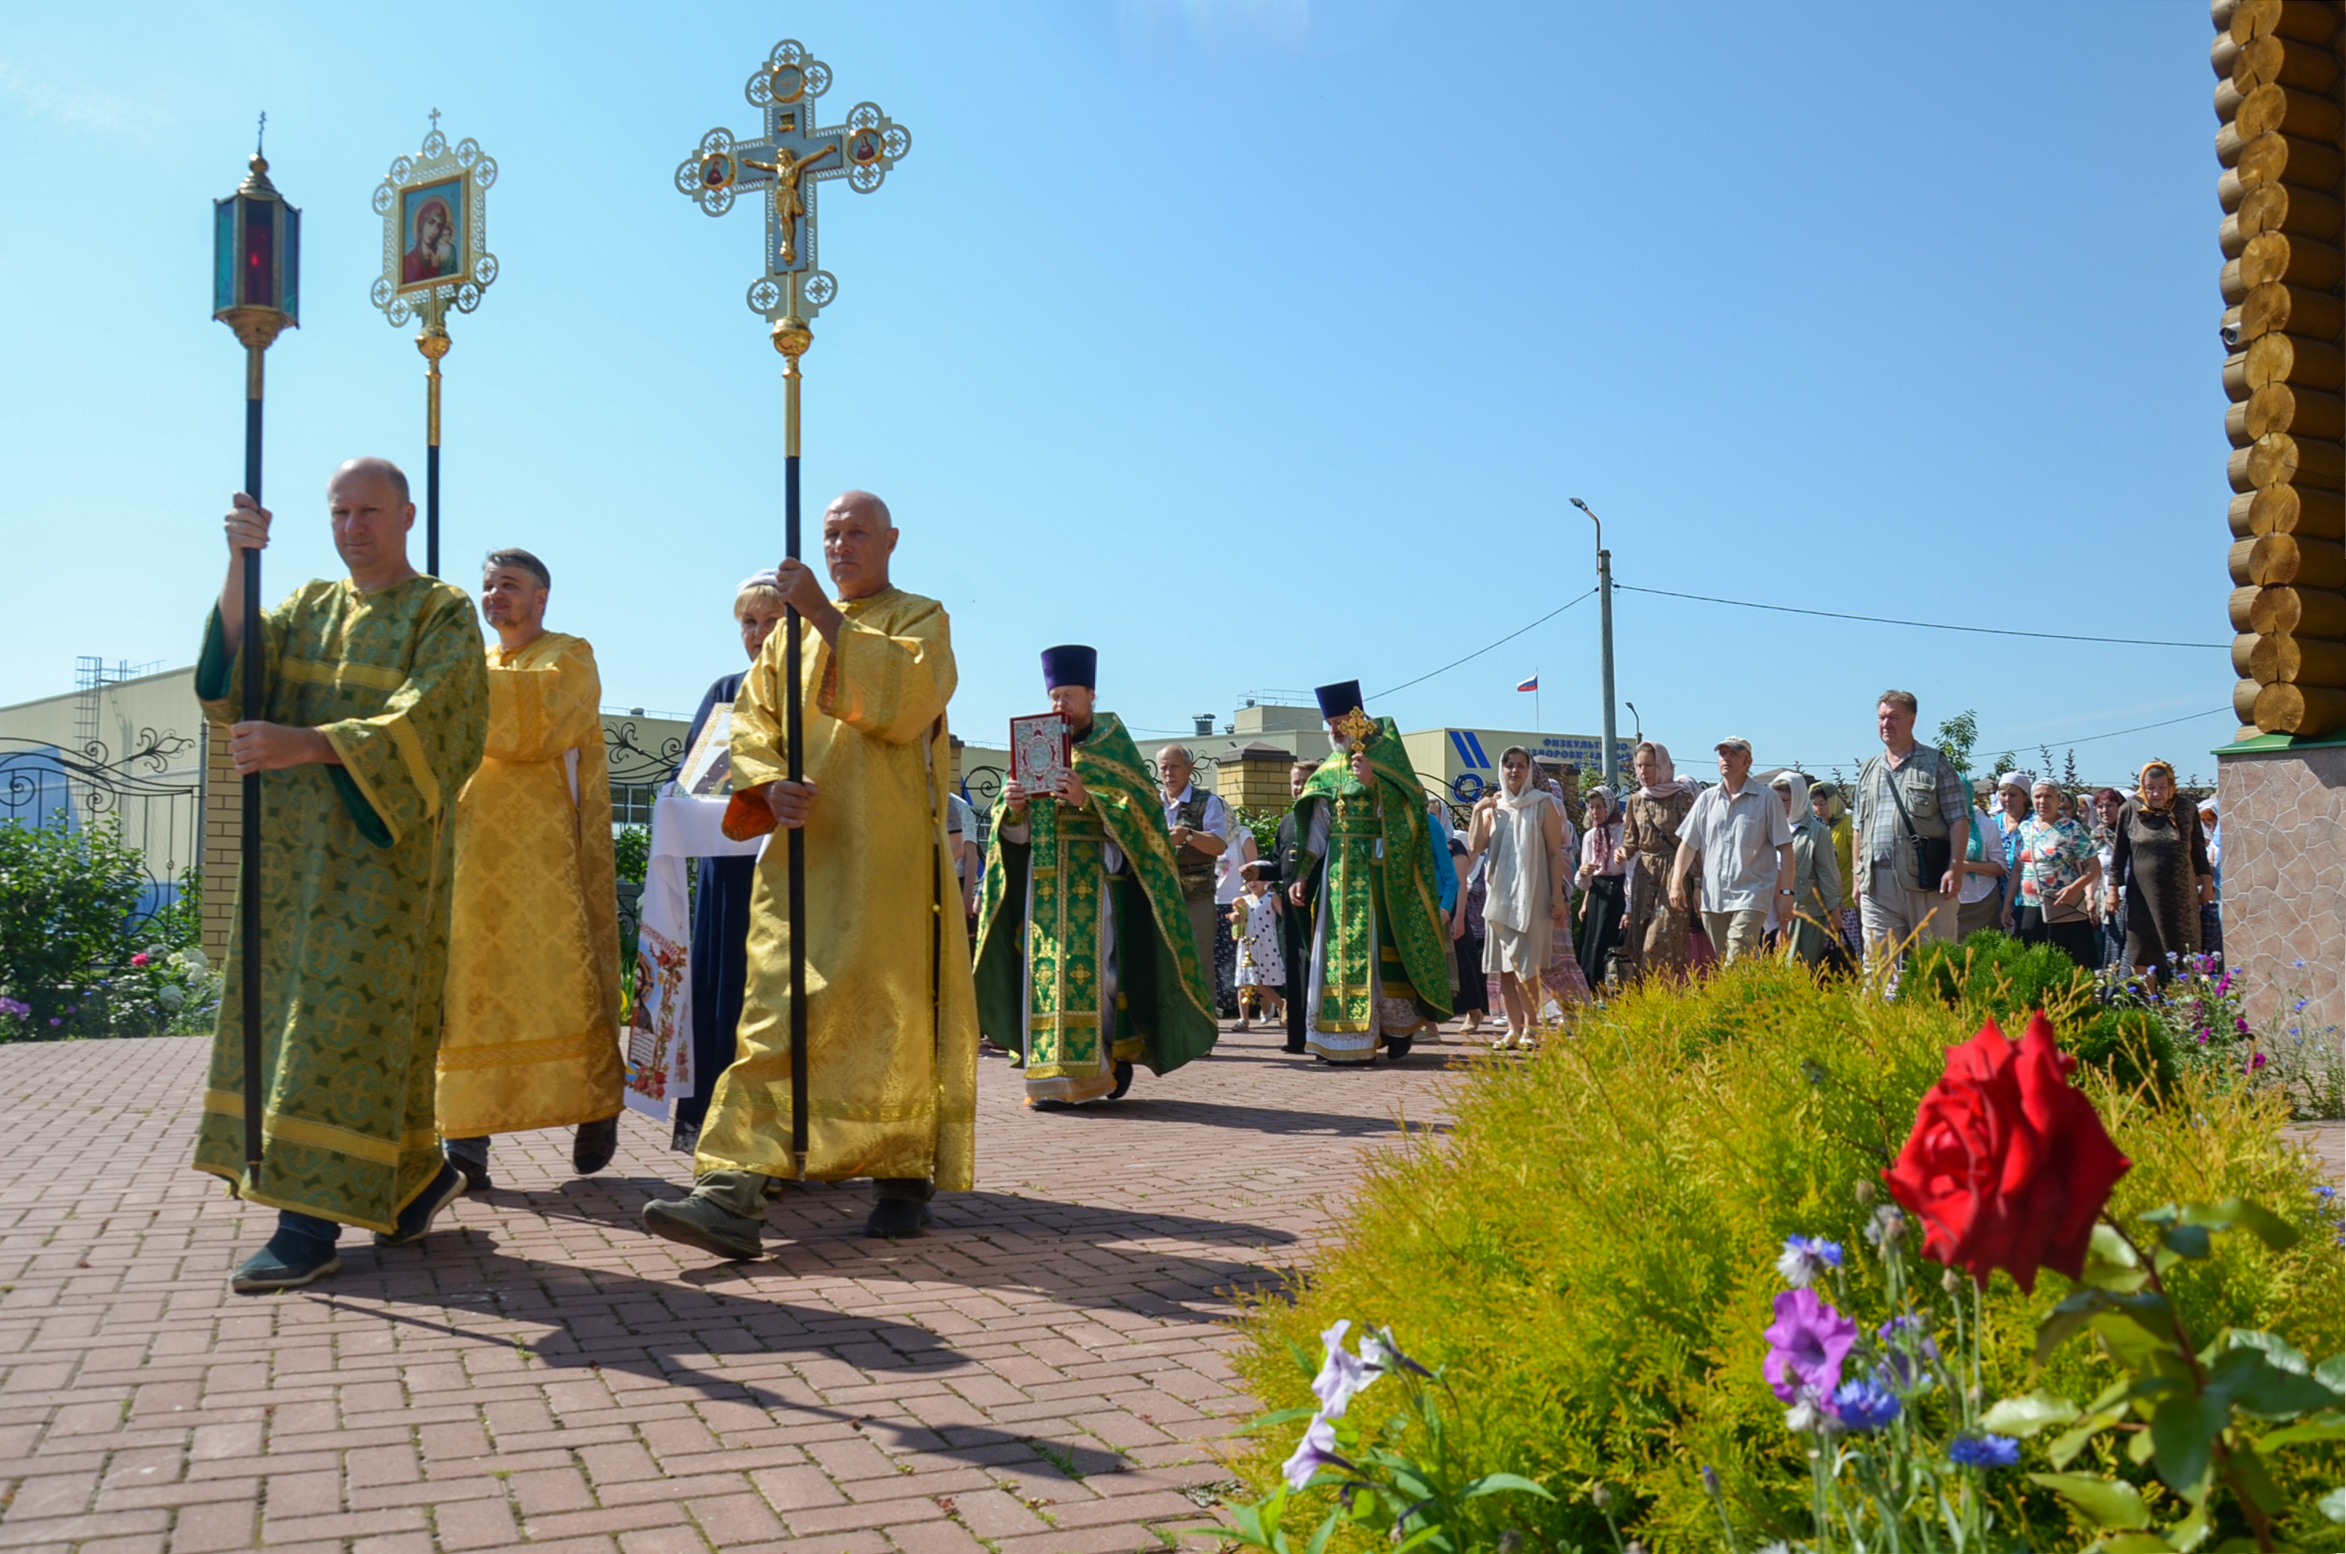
[973, 646, 1219, 1105]
[1285, 680, 1452, 1063]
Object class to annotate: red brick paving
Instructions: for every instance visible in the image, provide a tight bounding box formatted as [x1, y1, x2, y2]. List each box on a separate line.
[0, 1024, 1469, 1553]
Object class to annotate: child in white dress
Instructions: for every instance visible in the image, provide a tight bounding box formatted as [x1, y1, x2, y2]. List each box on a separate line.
[1232, 876, 1286, 1029]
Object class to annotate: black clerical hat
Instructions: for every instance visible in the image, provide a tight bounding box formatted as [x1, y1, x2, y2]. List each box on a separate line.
[1314, 680, 1364, 720]
[1041, 644, 1097, 690]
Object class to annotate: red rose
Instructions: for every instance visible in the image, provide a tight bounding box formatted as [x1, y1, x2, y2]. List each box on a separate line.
[1881, 1012, 2131, 1292]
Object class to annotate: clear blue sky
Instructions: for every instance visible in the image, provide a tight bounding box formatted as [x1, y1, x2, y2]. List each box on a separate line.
[0, 2, 2235, 785]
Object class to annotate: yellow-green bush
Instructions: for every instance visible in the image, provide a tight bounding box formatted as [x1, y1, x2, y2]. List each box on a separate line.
[1228, 961, 2343, 1552]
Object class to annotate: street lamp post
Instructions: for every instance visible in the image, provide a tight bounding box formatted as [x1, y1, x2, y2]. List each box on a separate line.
[1569, 497, 1619, 791]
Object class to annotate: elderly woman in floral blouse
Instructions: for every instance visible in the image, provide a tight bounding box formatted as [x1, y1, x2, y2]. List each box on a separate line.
[2002, 778, 2101, 967]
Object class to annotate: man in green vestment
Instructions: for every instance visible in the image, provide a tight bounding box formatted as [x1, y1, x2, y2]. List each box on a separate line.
[194, 458, 488, 1292]
[1286, 679, 1451, 1064]
[973, 645, 1217, 1105]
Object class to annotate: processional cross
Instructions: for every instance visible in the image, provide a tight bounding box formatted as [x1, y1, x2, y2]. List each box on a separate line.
[674, 38, 909, 1177]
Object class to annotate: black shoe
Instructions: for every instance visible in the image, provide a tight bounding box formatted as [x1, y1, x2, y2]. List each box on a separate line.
[1384, 1036, 1414, 1061]
[1282, 1042, 1306, 1054]
[374, 1163, 467, 1248]
[865, 1197, 927, 1239]
[572, 1115, 619, 1175]
[1106, 1061, 1135, 1100]
[452, 1158, 492, 1193]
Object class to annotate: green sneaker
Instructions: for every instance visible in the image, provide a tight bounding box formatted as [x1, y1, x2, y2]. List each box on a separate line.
[231, 1234, 341, 1294]
[643, 1170, 768, 1261]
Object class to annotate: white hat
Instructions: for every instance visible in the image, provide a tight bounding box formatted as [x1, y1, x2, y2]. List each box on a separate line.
[2198, 795, 2220, 816]
[736, 568, 782, 594]
[1995, 770, 2028, 793]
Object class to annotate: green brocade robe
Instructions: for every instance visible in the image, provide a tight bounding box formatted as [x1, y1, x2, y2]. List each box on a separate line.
[192, 578, 488, 1232]
[972, 713, 1217, 1103]
[1293, 716, 1451, 1061]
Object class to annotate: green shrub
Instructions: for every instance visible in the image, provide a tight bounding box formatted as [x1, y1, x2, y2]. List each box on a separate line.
[1227, 961, 2342, 1552]
[1908, 930, 2174, 1093]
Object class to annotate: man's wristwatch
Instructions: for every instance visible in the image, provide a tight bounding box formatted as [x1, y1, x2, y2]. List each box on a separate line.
[1778, 888, 1794, 897]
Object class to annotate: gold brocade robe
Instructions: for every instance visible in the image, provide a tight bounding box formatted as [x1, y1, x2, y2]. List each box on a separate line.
[695, 587, 980, 1188]
[191, 578, 488, 1232]
[437, 632, 625, 1136]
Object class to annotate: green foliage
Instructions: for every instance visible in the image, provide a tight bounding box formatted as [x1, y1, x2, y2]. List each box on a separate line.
[1236, 806, 1286, 867]
[2013, 1207, 2344, 1552]
[1226, 960, 2343, 1553]
[1223, 1325, 1555, 1554]
[613, 823, 650, 885]
[1907, 931, 2175, 1093]
[0, 818, 148, 1032]
[1934, 709, 1980, 780]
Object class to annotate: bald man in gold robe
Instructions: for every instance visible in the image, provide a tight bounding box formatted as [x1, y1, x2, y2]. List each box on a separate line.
[643, 492, 980, 1257]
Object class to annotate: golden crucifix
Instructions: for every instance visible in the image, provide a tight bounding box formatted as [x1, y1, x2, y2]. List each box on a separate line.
[740, 144, 835, 263]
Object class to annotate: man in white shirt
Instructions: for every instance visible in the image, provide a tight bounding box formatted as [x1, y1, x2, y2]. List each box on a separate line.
[1157, 743, 1231, 1004]
[1668, 737, 1795, 964]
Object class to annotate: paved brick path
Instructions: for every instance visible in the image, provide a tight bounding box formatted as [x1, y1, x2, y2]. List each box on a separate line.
[0, 1025, 1467, 1554]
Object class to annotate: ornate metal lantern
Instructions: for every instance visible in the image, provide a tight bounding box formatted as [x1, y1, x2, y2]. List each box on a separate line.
[213, 144, 300, 351]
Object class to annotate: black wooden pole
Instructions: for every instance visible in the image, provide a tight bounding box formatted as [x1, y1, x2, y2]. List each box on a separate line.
[784, 439, 808, 1173]
[240, 347, 267, 1173]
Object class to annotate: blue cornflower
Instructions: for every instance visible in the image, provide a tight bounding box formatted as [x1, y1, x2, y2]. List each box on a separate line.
[1949, 1435, 2021, 1468]
[2315, 1185, 2337, 1202]
[1830, 1378, 1901, 1433]
[1776, 1235, 1845, 1288]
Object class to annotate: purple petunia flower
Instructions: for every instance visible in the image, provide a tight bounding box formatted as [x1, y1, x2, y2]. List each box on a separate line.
[1775, 1235, 1845, 1288]
[1830, 1378, 1901, 1433]
[1281, 1414, 1346, 1491]
[1949, 1435, 2021, 1468]
[1309, 1321, 1374, 1418]
[1763, 1288, 1858, 1404]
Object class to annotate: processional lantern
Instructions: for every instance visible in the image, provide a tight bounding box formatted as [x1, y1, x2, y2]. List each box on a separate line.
[211, 116, 299, 1177]
[674, 38, 909, 1178]
[371, 110, 499, 577]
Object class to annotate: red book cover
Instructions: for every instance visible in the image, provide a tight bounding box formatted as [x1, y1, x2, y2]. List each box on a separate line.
[1010, 713, 1070, 793]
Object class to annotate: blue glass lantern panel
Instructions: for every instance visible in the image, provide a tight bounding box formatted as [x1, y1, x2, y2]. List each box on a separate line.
[282, 205, 300, 325]
[241, 196, 275, 308]
[213, 199, 235, 314]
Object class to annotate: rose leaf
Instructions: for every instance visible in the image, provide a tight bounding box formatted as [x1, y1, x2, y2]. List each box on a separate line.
[2027, 1471, 2152, 1530]
[2175, 1197, 2300, 1251]
[2252, 1412, 2342, 1452]
[2149, 1389, 2226, 1500]
[1981, 1390, 2081, 1437]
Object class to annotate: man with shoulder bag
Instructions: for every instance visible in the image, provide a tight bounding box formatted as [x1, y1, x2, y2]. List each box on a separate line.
[1850, 689, 1969, 974]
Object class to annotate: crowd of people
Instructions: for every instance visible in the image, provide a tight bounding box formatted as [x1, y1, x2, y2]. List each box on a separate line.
[189, 460, 2226, 1295]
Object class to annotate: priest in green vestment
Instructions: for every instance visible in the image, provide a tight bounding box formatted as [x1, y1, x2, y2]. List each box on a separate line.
[193, 458, 489, 1292]
[1286, 679, 1451, 1064]
[973, 645, 1218, 1106]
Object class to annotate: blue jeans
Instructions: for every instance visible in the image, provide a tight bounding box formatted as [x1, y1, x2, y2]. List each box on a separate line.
[276, 1210, 341, 1253]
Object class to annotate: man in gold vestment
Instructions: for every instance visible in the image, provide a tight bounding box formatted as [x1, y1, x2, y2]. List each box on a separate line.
[437, 549, 625, 1190]
[195, 459, 487, 1292]
[644, 491, 979, 1257]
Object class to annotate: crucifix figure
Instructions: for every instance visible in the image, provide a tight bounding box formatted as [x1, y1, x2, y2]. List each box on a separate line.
[740, 143, 834, 264]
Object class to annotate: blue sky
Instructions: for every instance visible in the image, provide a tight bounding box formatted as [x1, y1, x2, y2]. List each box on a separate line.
[0, 2, 2235, 785]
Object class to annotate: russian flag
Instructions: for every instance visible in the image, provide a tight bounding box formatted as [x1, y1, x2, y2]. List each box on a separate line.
[1516, 674, 1539, 692]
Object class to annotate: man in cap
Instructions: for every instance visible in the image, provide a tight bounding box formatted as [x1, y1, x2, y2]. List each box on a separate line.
[641, 490, 979, 1257]
[1670, 737, 1794, 965]
[973, 646, 1218, 1105]
[1285, 681, 1452, 1062]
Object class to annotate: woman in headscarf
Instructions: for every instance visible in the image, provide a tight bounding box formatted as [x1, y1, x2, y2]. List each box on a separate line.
[1614, 741, 1699, 981]
[1527, 762, 1594, 1013]
[1770, 770, 1843, 970]
[1466, 747, 1567, 1050]
[2088, 786, 2127, 969]
[669, 572, 786, 1150]
[1574, 786, 1627, 990]
[2197, 794, 2223, 962]
[2003, 777, 2101, 967]
[2104, 760, 2213, 978]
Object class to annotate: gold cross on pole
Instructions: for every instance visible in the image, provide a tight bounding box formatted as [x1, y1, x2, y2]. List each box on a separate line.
[674, 37, 911, 329]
